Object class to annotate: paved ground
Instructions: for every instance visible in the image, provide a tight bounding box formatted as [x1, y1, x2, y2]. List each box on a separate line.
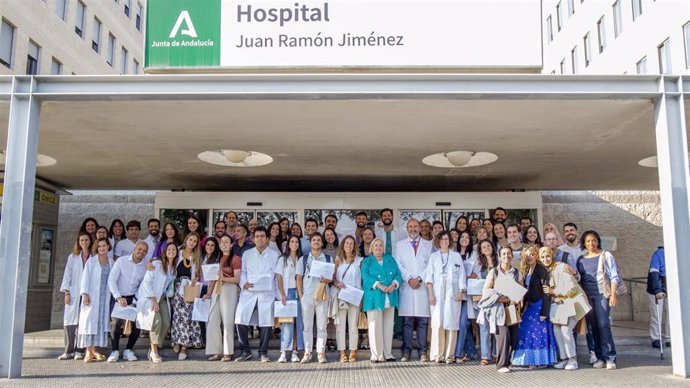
[4, 321, 686, 387]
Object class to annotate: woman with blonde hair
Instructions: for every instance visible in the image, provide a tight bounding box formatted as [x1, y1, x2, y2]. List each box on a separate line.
[333, 235, 363, 363]
[539, 246, 591, 371]
[171, 232, 203, 360]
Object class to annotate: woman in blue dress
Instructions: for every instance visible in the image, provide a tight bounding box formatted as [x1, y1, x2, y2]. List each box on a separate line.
[512, 244, 558, 367]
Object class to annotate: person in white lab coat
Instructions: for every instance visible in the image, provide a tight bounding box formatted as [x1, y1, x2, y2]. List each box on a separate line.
[58, 232, 93, 361]
[395, 218, 432, 362]
[77, 238, 115, 363]
[426, 231, 466, 363]
[235, 226, 280, 363]
[374, 208, 405, 257]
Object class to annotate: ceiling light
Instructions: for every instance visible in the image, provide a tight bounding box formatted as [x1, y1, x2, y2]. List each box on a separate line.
[423, 151, 498, 168]
[198, 149, 273, 167]
[638, 156, 658, 168]
[0, 150, 57, 167]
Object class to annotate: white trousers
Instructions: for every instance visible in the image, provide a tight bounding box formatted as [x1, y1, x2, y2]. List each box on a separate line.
[553, 316, 578, 359]
[648, 294, 670, 341]
[302, 294, 328, 353]
[368, 307, 395, 361]
[205, 284, 239, 355]
[430, 327, 457, 361]
[336, 304, 360, 351]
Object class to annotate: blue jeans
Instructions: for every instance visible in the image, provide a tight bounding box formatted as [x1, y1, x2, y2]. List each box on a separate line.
[280, 288, 304, 352]
[478, 319, 494, 360]
[585, 293, 617, 362]
[401, 316, 428, 354]
[455, 301, 477, 358]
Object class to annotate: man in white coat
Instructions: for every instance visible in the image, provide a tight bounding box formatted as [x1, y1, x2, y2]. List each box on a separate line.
[374, 208, 405, 257]
[235, 226, 279, 363]
[395, 218, 432, 362]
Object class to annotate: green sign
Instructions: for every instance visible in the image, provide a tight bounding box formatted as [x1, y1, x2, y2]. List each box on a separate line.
[145, 0, 221, 68]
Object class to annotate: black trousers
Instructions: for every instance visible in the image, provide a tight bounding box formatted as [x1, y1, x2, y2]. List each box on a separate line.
[237, 322, 271, 356]
[496, 324, 519, 368]
[110, 295, 140, 352]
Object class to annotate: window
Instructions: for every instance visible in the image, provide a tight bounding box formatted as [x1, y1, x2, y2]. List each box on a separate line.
[560, 59, 566, 74]
[124, 0, 131, 18]
[597, 17, 606, 53]
[56, 0, 67, 21]
[556, 2, 563, 31]
[0, 19, 15, 68]
[658, 39, 672, 74]
[546, 16, 553, 42]
[571, 46, 578, 74]
[632, 0, 642, 20]
[135, 3, 143, 31]
[120, 46, 128, 74]
[583, 33, 592, 66]
[51, 57, 62, 75]
[92, 18, 102, 52]
[636, 56, 647, 74]
[106, 33, 115, 66]
[613, 1, 623, 37]
[568, 0, 575, 16]
[26, 40, 40, 75]
[133, 59, 140, 74]
[684, 22, 690, 69]
[75, 1, 86, 38]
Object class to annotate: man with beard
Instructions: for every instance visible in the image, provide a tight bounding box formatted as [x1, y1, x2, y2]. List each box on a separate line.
[492, 207, 507, 223]
[354, 211, 368, 245]
[225, 211, 239, 234]
[143, 218, 160, 261]
[558, 223, 585, 261]
[519, 216, 533, 237]
[213, 220, 227, 239]
[375, 208, 405, 256]
[301, 218, 319, 254]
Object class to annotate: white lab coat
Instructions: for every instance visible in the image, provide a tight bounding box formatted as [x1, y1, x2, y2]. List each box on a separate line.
[136, 260, 174, 330]
[60, 254, 85, 325]
[425, 250, 466, 330]
[395, 237, 432, 317]
[235, 247, 279, 327]
[374, 225, 406, 256]
[78, 256, 114, 335]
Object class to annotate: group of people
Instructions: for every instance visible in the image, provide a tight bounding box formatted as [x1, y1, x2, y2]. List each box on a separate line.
[57, 208, 625, 373]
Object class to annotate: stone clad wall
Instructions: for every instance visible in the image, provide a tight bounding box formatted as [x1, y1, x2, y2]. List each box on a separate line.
[541, 191, 663, 322]
[50, 191, 156, 329]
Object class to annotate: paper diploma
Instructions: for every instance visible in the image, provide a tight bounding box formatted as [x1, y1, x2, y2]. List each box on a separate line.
[466, 278, 486, 296]
[202, 263, 220, 281]
[274, 300, 298, 318]
[338, 286, 364, 306]
[493, 272, 527, 303]
[248, 273, 272, 291]
[111, 304, 137, 321]
[192, 297, 211, 322]
[309, 260, 335, 279]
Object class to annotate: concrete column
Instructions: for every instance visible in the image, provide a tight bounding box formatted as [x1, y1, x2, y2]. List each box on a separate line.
[654, 76, 690, 378]
[0, 77, 40, 379]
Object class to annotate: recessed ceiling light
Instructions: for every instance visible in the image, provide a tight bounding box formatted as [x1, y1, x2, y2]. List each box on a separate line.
[638, 156, 658, 168]
[198, 149, 273, 167]
[0, 150, 57, 167]
[423, 151, 498, 168]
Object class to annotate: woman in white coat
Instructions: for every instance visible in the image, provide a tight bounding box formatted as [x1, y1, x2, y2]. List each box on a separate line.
[77, 238, 114, 363]
[58, 232, 93, 361]
[425, 231, 467, 363]
[332, 235, 363, 363]
[137, 243, 177, 363]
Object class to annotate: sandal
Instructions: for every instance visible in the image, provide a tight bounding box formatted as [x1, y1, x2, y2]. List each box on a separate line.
[221, 355, 234, 362]
[208, 354, 222, 361]
[480, 359, 490, 366]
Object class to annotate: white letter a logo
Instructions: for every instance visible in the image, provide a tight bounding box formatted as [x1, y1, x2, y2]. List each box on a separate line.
[169, 11, 198, 38]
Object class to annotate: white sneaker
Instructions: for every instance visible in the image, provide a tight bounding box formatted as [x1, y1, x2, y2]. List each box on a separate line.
[553, 360, 568, 369]
[123, 349, 137, 362]
[565, 358, 579, 371]
[291, 352, 300, 363]
[606, 361, 616, 370]
[592, 360, 605, 369]
[589, 351, 597, 364]
[73, 352, 84, 360]
[261, 355, 271, 363]
[57, 353, 73, 360]
[278, 351, 287, 363]
[107, 351, 120, 363]
[178, 352, 187, 361]
[497, 367, 511, 373]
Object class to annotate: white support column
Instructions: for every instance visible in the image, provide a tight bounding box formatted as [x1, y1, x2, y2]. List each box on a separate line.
[654, 76, 690, 378]
[0, 77, 40, 379]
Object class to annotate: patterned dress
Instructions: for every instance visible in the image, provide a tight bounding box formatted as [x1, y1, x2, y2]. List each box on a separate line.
[77, 262, 110, 348]
[170, 260, 204, 348]
[512, 273, 558, 366]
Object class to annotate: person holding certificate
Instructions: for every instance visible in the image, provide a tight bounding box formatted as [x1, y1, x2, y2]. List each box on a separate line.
[333, 235, 363, 363]
[275, 235, 305, 363]
[296, 232, 334, 364]
[539, 246, 591, 371]
[478, 246, 524, 373]
[362, 238, 402, 363]
[425, 231, 466, 364]
[472, 239, 499, 365]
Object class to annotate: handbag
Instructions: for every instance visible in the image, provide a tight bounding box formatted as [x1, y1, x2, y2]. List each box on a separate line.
[504, 303, 522, 326]
[599, 251, 628, 297]
[357, 311, 369, 330]
[184, 283, 201, 303]
[165, 280, 175, 299]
